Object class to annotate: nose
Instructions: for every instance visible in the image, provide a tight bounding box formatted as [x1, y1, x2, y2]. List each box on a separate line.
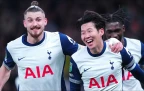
[84, 33, 90, 38]
[32, 21, 37, 26]
[110, 33, 118, 39]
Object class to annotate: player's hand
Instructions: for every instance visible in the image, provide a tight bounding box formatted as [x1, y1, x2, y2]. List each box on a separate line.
[109, 42, 123, 53]
[106, 38, 123, 53]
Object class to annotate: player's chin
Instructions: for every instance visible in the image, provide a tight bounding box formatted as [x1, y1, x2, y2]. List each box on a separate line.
[86, 44, 94, 50]
[31, 32, 42, 38]
[88, 46, 95, 51]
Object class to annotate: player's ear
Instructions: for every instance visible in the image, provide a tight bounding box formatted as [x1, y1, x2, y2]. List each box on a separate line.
[44, 18, 48, 26]
[122, 25, 125, 32]
[99, 28, 104, 36]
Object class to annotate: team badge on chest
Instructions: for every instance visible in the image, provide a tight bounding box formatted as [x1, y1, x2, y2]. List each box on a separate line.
[47, 50, 52, 60]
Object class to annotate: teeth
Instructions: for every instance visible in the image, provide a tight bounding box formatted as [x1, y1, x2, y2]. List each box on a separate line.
[86, 40, 92, 43]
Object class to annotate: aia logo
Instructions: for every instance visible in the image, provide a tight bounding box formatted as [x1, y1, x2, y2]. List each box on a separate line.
[89, 74, 118, 88]
[25, 65, 53, 79]
[122, 71, 133, 81]
[47, 50, 52, 60]
[109, 60, 114, 70]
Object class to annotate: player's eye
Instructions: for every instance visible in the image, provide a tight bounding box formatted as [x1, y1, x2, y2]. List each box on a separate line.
[81, 31, 86, 35]
[114, 29, 121, 32]
[81, 32, 85, 35]
[36, 18, 41, 22]
[87, 29, 92, 33]
[106, 30, 112, 34]
[88, 30, 91, 33]
[27, 19, 33, 23]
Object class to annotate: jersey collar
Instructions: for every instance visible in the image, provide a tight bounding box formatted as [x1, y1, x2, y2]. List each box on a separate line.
[87, 41, 106, 57]
[22, 32, 46, 46]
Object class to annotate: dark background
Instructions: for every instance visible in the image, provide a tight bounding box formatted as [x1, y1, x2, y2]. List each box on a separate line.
[0, 0, 144, 91]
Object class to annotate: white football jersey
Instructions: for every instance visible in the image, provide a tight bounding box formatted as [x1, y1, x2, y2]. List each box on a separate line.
[69, 41, 136, 91]
[122, 37, 144, 91]
[3, 31, 79, 91]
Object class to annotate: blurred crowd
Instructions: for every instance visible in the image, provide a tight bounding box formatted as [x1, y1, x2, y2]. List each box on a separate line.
[0, 0, 144, 91]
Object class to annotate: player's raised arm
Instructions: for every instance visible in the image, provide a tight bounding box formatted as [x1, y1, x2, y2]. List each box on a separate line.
[120, 47, 144, 84]
[0, 64, 11, 91]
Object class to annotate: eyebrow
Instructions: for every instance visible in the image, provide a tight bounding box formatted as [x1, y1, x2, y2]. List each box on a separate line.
[106, 28, 121, 31]
[82, 28, 92, 32]
[26, 17, 42, 19]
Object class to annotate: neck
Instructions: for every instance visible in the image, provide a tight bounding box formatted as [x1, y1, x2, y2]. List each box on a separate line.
[121, 37, 125, 46]
[90, 40, 104, 54]
[27, 32, 44, 44]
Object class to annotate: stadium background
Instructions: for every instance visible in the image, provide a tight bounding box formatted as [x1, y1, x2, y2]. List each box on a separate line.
[0, 0, 144, 91]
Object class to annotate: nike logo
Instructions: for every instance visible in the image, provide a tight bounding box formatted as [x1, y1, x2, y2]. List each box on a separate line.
[82, 67, 92, 74]
[18, 57, 25, 61]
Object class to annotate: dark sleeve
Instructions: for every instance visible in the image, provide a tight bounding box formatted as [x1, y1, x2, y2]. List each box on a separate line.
[59, 33, 79, 56]
[120, 47, 144, 84]
[69, 58, 81, 91]
[130, 64, 144, 84]
[139, 42, 144, 65]
[3, 48, 15, 70]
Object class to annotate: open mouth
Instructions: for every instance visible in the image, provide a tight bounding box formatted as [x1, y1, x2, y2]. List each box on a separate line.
[86, 40, 93, 43]
[31, 27, 41, 30]
[86, 39, 93, 46]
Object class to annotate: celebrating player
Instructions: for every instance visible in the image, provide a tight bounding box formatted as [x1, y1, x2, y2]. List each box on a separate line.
[0, 1, 80, 91]
[0, 1, 123, 91]
[103, 8, 144, 91]
[69, 10, 144, 91]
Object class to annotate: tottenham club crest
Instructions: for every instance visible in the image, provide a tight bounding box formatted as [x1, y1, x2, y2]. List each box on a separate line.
[109, 60, 114, 70]
[47, 50, 52, 60]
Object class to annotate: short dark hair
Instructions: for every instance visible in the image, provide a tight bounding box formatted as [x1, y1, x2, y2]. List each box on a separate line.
[24, 1, 45, 15]
[102, 8, 129, 25]
[77, 10, 105, 30]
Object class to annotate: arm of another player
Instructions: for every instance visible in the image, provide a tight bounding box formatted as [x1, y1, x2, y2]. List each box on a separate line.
[106, 38, 123, 53]
[69, 58, 82, 91]
[59, 33, 80, 56]
[0, 64, 11, 91]
[139, 41, 144, 70]
[120, 47, 144, 84]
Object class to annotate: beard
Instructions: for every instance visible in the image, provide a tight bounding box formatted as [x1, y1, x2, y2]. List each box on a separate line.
[28, 28, 43, 38]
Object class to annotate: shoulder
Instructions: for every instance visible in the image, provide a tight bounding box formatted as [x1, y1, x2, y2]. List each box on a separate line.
[125, 37, 142, 52]
[7, 35, 23, 49]
[125, 37, 140, 45]
[45, 31, 71, 41]
[72, 46, 87, 58]
[44, 31, 59, 37]
[45, 31, 68, 36]
[58, 32, 77, 45]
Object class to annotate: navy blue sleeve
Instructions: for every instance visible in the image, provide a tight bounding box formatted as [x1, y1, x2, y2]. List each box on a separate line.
[69, 58, 81, 91]
[3, 48, 15, 70]
[130, 64, 144, 84]
[139, 42, 144, 65]
[59, 33, 78, 56]
[120, 47, 144, 84]
[120, 47, 134, 69]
